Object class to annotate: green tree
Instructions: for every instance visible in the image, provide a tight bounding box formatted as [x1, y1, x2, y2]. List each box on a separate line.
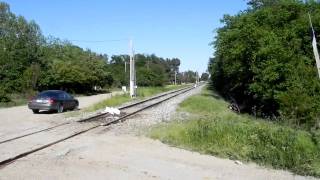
[0, 2, 43, 95]
[210, 0, 320, 129]
[200, 73, 209, 81]
[38, 41, 113, 93]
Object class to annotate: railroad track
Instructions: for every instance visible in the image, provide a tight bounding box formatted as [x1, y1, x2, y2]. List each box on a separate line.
[0, 85, 191, 145]
[0, 85, 199, 168]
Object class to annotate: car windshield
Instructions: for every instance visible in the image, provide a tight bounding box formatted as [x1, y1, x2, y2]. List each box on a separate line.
[37, 91, 60, 99]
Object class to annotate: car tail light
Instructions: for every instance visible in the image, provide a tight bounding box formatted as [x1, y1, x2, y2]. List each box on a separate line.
[48, 98, 55, 104]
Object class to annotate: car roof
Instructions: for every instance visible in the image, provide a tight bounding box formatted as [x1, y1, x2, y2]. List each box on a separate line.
[40, 90, 66, 94]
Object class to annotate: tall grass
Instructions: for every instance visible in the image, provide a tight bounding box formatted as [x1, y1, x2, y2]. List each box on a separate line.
[136, 85, 189, 98]
[0, 93, 35, 108]
[150, 88, 320, 177]
[85, 93, 131, 112]
[85, 85, 188, 112]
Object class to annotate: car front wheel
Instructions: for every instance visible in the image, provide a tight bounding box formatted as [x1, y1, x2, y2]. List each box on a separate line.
[32, 109, 39, 114]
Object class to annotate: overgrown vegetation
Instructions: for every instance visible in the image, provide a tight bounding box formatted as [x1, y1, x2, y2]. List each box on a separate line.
[150, 87, 320, 177]
[209, 0, 320, 130]
[0, 93, 31, 107]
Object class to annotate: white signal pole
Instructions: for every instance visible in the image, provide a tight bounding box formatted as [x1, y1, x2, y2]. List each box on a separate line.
[308, 13, 320, 79]
[174, 70, 177, 85]
[196, 72, 199, 84]
[129, 39, 136, 97]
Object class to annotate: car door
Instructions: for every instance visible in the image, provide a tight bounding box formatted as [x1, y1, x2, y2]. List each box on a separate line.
[68, 94, 76, 108]
[64, 92, 73, 109]
[57, 92, 66, 108]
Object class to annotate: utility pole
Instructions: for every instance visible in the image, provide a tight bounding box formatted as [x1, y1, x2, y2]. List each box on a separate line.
[124, 56, 127, 73]
[124, 56, 127, 91]
[129, 39, 136, 98]
[181, 72, 184, 84]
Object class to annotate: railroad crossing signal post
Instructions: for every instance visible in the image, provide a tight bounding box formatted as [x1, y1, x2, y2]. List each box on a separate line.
[196, 72, 200, 85]
[129, 39, 136, 98]
[174, 70, 177, 85]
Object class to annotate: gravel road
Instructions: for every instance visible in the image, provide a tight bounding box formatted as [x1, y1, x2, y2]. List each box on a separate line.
[0, 85, 315, 180]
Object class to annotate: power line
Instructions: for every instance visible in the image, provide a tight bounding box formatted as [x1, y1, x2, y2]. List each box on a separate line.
[68, 38, 129, 43]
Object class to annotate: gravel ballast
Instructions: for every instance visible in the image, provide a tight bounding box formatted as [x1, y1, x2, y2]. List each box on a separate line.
[108, 85, 204, 135]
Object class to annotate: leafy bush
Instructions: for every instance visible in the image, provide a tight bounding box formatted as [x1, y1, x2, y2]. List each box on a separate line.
[0, 89, 10, 103]
[37, 44, 113, 93]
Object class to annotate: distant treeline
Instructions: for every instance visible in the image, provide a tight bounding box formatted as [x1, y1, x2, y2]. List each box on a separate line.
[210, 0, 320, 130]
[108, 55, 204, 87]
[106, 55, 203, 87]
[109, 54, 180, 87]
[0, 2, 199, 102]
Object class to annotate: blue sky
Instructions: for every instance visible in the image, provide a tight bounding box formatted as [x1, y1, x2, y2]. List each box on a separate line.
[4, 0, 248, 74]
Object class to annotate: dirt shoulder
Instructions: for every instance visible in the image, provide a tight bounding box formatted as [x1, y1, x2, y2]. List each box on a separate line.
[0, 91, 122, 142]
[1, 132, 312, 180]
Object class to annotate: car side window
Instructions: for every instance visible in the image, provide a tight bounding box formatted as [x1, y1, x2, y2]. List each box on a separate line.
[58, 93, 64, 100]
[64, 92, 72, 100]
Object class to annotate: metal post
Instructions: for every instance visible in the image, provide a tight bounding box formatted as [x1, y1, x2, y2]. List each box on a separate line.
[124, 57, 127, 73]
[124, 57, 127, 91]
[129, 39, 136, 98]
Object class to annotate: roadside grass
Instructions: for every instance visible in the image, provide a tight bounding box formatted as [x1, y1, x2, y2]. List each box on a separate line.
[149, 87, 320, 177]
[65, 85, 189, 118]
[85, 93, 131, 112]
[0, 93, 33, 108]
[82, 84, 190, 113]
[136, 84, 189, 98]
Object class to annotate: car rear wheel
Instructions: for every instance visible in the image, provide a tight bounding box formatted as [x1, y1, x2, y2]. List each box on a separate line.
[32, 109, 39, 114]
[57, 104, 64, 113]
